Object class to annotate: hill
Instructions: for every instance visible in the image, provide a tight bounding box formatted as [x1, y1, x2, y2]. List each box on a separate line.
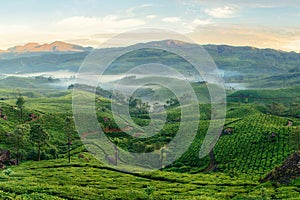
[0, 153, 298, 199]
[0, 41, 92, 54]
[0, 40, 300, 88]
[0, 40, 300, 198]
[0, 84, 299, 198]
[0, 51, 89, 73]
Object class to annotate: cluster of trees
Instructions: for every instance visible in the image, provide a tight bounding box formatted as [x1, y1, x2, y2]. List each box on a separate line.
[6, 95, 77, 164]
[8, 123, 49, 163]
[265, 101, 300, 118]
[128, 96, 150, 115]
[266, 101, 286, 116]
[164, 97, 179, 108]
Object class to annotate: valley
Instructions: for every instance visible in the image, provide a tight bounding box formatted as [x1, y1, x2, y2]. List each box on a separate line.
[0, 78, 299, 199]
[0, 40, 299, 199]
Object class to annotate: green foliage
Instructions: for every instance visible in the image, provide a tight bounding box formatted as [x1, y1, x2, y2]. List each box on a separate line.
[145, 185, 156, 196]
[64, 116, 77, 163]
[29, 124, 49, 161]
[214, 113, 293, 175]
[128, 96, 151, 126]
[3, 168, 12, 178]
[0, 157, 297, 199]
[8, 124, 30, 163]
[1, 83, 300, 198]
[266, 101, 286, 116]
[289, 127, 300, 152]
[164, 97, 179, 108]
[16, 96, 25, 109]
[228, 87, 300, 105]
[16, 95, 25, 122]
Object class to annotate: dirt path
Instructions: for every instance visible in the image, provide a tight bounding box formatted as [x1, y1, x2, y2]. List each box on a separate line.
[81, 131, 98, 139]
[203, 150, 217, 172]
[287, 120, 293, 127]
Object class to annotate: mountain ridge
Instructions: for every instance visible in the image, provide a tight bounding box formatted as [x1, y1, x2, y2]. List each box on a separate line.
[1, 40, 299, 54]
[0, 40, 299, 89]
[0, 41, 92, 53]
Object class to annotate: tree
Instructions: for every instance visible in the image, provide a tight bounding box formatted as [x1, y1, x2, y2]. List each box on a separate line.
[30, 124, 49, 161]
[289, 103, 300, 118]
[64, 116, 77, 163]
[128, 97, 150, 115]
[8, 124, 30, 164]
[164, 97, 179, 108]
[112, 138, 121, 166]
[267, 101, 286, 116]
[16, 95, 25, 122]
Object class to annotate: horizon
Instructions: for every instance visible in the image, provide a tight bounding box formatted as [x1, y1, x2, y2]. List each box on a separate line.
[1, 39, 300, 54]
[0, 0, 299, 52]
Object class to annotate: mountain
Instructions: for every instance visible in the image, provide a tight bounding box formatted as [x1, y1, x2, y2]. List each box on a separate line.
[0, 51, 90, 73]
[0, 39, 299, 88]
[0, 41, 92, 54]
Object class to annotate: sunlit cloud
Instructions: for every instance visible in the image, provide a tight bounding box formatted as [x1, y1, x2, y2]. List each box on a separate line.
[205, 6, 237, 18]
[126, 4, 153, 16]
[0, 14, 146, 49]
[182, 18, 214, 32]
[146, 15, 157, 19]
[0, 1, 299, 52]
[191, 0, 300, 8]
[56, 15, 146, 33]
[188, 25, 300, 52]
[284, 40, 300, 52]
[162, 17, 181, 23]
[192, 19, 214, 26]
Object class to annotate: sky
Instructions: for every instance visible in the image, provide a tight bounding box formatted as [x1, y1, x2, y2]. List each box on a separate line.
[0, 0, 299, 52]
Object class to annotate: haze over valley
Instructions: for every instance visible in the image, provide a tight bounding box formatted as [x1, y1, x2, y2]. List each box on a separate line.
[0, 1, 300, 199]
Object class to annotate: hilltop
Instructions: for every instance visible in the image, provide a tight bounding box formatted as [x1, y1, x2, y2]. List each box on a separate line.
[0, 41, 92, 53]
[0, 40, 299, 89]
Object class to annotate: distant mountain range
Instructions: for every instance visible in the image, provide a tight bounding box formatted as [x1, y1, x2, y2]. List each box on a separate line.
[0, 41, 92, 54]
[0, 40, 299, 88]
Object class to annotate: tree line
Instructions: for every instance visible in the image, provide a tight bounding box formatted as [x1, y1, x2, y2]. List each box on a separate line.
[6, 95, 77, 165]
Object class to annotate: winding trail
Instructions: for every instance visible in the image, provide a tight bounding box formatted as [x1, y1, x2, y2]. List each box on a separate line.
[203, 150, 217, 172]
[81, 131, 98, 139]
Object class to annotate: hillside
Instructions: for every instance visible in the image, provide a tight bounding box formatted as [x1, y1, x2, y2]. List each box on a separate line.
[0, 41, 92, 54]
[0, 40, 300, 198]
[261, 151, 300, 184]
[0, 83, 299, 198]
[0, 52, 89, 73]
[0, 155, 297, 200]
[0, 40, 299, 89]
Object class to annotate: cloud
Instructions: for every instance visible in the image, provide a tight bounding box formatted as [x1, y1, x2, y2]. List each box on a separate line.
[162, 17, 181, 23]
[56, 15, 146, 33]
[192, 19, 213, 26]
[182, 18, 214, 32]
[205, 6, 236, 18]
[191, 0, 300, 8]
[188, 25, 300, 52]
[0, 11, 147, 49]
[284, 40, 300, 51]
[126, 4, 153, 16]
[146, 15, 157, 19]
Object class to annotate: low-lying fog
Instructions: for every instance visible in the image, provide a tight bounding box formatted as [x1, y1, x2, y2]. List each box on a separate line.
[1, 69, 247, 91]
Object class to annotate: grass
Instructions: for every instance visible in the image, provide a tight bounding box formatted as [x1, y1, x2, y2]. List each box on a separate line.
[0, 85, 300, 199]
[0, 155, 299, 199]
